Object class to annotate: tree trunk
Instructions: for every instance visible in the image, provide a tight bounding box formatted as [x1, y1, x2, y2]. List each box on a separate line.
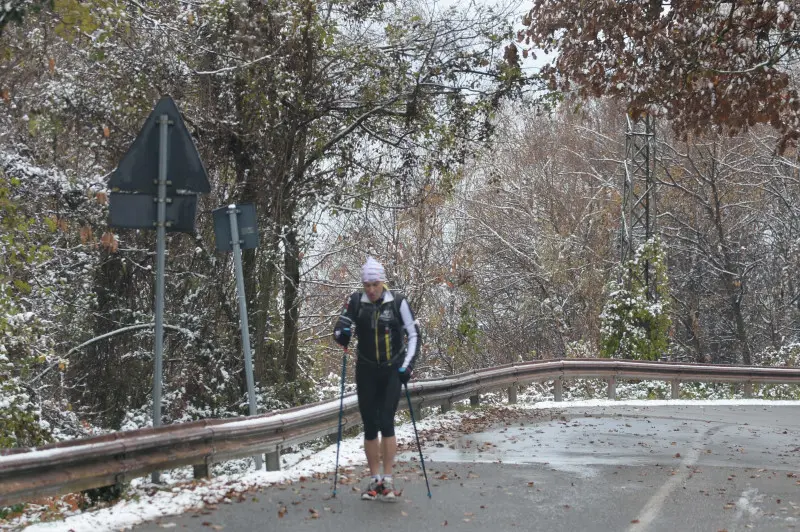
[283, 225, 301, 384]
[709, 166, 752, 365]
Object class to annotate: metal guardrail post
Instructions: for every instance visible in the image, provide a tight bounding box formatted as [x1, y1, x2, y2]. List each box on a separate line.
[607, 377, 616, 400]
[440, 400, 452, 414]
[193, 463, 210, 479]
[744, 382, 753, 398]
[469, 394, 480, 406]
[671, 379, 680, 399]
[508, 385, 517, 404]
[265, 449, 280, 472]
[554, 377, 563, 402]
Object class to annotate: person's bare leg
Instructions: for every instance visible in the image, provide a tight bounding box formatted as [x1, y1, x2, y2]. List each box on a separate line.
[381, 435, 396, 476]
[365, 437, 380, 476]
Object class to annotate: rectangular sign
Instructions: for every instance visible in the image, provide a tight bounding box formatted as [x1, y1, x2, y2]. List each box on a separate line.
[212, 204, 259, 252]
[109, 192, 198, 233]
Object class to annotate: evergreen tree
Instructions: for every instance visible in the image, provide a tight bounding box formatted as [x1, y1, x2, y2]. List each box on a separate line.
[600, 238, 671, 360]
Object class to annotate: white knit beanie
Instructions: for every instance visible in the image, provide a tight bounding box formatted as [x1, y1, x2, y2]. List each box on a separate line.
[361, 256, 386, 282]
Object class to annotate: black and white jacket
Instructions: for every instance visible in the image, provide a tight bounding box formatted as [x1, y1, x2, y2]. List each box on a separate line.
[334, 290, 420, 371]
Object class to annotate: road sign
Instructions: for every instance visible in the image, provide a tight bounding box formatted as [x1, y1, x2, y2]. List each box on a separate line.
[106, 96, 211, 483]
[212, 203, 262, 469]
[109, 96, 210, 194]
[109, 192, 198, 233]
[212, 203, 259, 251]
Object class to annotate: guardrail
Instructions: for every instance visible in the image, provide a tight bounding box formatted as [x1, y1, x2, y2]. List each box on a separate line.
[1, 358, 799, 507]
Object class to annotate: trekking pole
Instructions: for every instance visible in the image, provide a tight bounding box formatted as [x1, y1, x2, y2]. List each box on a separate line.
[332, 348, 348, 498]
[404, 383, 432, 498]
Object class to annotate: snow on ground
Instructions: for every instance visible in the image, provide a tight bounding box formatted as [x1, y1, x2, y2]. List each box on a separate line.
[4, 397, 799, 531]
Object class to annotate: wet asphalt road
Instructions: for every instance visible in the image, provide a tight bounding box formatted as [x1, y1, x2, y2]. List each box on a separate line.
[132, 404, 800, 532]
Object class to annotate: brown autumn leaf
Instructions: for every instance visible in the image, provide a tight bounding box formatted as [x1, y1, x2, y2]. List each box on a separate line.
[100, 231, 118, 253]
[464, 512, 474, 517]
[674, 453, 681, 458]
[103, 125, 110, 138]
[278, 506, 287, 518]
[95, 191, 108, 205]
[631, 519, 640, 524]
[442, 521, 448, 526]
[1, 89, 9, 103]
[79, 226, 93, 244]
[49, 57, 55, 73]
[723, 503, 735, 510]
[309, 508, 319, 519]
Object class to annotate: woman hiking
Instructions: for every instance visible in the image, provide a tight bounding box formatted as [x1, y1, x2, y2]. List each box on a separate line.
[333, 256, 421, 501]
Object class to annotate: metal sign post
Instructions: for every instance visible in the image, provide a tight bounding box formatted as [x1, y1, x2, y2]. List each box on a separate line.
[213, 203, 261, 470]
[151, 114, 169, 483]
[228, 205, 261, 470]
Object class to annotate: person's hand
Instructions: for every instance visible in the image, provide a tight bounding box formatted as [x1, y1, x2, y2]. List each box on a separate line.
[398, 367, 411, 385]
[334, 316, 352, 347]
[334, 326, 351, 347]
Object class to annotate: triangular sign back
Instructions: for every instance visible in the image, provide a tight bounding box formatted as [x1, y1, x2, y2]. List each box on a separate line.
[109, 96, 210, 194]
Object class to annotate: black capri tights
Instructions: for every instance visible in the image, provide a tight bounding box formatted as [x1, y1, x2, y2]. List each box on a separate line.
[356, 362, 401, 440]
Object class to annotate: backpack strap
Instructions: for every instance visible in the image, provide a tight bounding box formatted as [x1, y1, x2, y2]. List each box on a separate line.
[392, 292, 405, 323]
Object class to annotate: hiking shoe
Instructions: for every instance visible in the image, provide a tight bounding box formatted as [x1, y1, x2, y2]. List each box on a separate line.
[379, 477, 397, 502]
[361, 478, 382, 500]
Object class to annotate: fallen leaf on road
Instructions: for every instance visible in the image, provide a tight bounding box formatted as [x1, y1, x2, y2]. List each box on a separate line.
[723, 503, 735, 510]
[674, 453, 681, 458]
[464, 512, 474, 517]
[631, 519, 640, 524]
[278, 506, 287, 518]
[442, 520, 448, 526]
[402, 511, 408, 517]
